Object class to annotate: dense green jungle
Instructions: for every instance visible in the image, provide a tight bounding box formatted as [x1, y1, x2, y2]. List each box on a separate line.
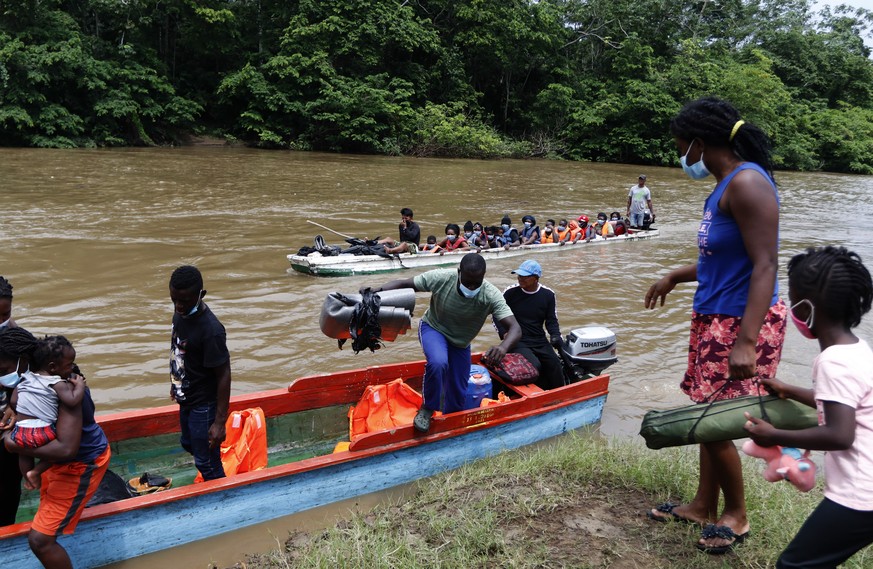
[1, 0, 872, 173]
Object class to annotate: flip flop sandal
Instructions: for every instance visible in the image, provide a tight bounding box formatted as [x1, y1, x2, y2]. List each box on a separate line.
[696, 523, 750, 555]
[647, 502, 695, 524]
[128, 472, 173, 495]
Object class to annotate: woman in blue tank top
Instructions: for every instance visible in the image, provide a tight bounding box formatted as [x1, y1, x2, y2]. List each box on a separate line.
[643, 98, 787, 555]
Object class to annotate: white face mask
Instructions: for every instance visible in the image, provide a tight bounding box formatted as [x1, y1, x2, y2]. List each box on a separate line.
[680, 140, 711, 180]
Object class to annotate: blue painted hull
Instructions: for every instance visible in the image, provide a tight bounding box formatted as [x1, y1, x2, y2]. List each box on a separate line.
[0, 394, 605, 568]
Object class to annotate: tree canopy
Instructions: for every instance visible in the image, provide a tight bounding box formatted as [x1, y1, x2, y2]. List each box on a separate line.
[1, 0, 872, 172]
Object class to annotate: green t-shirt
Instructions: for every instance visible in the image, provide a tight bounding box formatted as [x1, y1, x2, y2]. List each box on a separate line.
[413, 269, 513, 348]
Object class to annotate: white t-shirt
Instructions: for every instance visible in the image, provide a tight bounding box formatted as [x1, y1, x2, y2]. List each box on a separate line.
[814, 339, 873, 511]
[627, 185, 651, 216]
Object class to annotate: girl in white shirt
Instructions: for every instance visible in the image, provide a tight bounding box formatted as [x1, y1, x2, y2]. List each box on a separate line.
[745, 245, 873, 568]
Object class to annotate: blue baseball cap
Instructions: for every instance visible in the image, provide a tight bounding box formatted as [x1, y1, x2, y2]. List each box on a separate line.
[512, 260, 542, 277]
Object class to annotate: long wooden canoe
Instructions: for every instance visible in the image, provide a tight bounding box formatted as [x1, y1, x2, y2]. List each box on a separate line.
[288, 229, 659, 276]
[0, 357, 609, 568]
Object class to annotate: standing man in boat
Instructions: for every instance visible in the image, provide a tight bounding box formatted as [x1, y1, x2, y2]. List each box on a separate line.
[498, 260, 565, 390]
[378, 207, 421, 255]
[168, 265, 231, 481]
[627, 175, 654, 229]
[364, 254, 521, 432]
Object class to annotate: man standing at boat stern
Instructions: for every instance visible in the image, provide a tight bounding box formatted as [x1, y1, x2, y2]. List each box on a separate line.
[627, 175, 654, 228]
[365, 254, 521, 432]
[169, 265, 231, 480]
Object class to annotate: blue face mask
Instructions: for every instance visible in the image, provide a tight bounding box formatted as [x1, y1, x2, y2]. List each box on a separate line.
[680, 140, 711, 180]
[459, 282, 481, 298]
[501, 224, 510, 231]
[0, 358, 22, 388]
[183, 290, 203, 317]
[447, 234, 457, 242]
[457, 273, 481, 298]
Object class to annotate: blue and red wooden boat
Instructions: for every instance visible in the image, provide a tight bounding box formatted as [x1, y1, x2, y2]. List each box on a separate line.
[0, 357, 609, 568]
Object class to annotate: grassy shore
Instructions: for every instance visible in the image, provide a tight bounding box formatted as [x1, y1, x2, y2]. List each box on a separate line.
[224, 433, 870, 569]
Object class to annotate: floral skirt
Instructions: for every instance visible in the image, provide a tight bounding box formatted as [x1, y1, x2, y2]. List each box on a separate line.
[681, 300, 787, 403]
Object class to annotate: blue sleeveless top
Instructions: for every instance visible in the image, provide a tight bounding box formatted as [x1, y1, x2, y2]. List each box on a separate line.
[694, 162, 779, 316]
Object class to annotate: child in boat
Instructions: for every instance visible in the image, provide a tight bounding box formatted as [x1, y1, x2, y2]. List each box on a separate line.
[421, 235, 441, 253]
[6, 335, 85, 489]
[555, 219, 572, 245]
[610, 212, 628, 236]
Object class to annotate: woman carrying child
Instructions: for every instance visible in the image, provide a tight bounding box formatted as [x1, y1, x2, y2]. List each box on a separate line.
[745, 246, 873, 568]
[8, 336, 85, 490]
[3, 330, 110, 569]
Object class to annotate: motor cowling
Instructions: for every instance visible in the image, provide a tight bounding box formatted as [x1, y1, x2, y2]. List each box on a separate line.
[560, 326, 617, 378]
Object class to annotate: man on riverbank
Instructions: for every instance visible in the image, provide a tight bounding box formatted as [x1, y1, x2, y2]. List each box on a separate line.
[626, 175, 654, 228]
[364, 254, 521, 432]
[378, 207, 421, 254]
[169, 265, 231, 480]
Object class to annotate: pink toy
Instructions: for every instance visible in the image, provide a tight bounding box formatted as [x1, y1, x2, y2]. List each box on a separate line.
[742, 440, 817, 492]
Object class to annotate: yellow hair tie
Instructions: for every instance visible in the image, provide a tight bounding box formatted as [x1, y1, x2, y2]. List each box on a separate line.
[730, 120, 745, 141]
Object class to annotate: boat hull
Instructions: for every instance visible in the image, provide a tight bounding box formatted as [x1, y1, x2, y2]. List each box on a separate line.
[288, 229, 659, 276]
[0, 360, 608, 568]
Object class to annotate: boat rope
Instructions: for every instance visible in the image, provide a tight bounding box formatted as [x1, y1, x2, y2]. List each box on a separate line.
[336, 288, 384, 353]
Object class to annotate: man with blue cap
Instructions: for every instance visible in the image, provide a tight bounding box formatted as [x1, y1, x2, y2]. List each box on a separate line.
[496, 260, 565, 390]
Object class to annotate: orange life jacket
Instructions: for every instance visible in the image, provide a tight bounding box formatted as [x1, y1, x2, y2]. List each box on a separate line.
[541, 231, 556, 244]
[194, 407, 268, 482]
[555, 227, 571, 241]
[348, 378, 423, 440]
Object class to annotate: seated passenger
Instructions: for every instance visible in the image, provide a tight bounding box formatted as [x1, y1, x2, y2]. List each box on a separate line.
[519, 215, 541, 245]
[469, 222, 489, 250]
[484, 226, 501, 249]
[421, 235, 441, 253]
[610, 212, 627, 236]
[462, 221, 475, 243]
[495, 260, 565, 390]
[500, 216, 521, 249]
[437, 223, 470, 254]
[541, 220, 557, 244]
[378, 207, 421, 254]
[555, 219, 572, 245]
[570, 215, 596, 243]
[593, 212, 615, 238]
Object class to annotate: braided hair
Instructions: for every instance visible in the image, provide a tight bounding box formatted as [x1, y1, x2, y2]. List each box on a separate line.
[788, 246, 873, 329]
[169, 265, 203, 292]
[31, 335, 74, 372]
[0, 327, 38, 360]
[0, 276, 11, 300]
[670, 97, 776, 182]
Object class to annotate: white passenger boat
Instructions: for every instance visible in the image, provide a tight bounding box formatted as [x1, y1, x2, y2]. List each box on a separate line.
[288, 228, 659, 276]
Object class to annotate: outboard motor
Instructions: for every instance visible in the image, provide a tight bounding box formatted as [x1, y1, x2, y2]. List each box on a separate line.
[560, 326, 618, 382]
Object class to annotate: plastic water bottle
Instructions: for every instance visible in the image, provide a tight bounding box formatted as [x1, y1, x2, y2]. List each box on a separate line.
[465, 364, 492, 409]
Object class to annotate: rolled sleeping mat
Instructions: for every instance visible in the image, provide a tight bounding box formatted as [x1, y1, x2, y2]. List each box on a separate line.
[319, 292, 414, 340]
[335, 289, 416, 312]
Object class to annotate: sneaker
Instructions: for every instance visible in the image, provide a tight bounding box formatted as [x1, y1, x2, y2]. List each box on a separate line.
[413, 408, 434, 433]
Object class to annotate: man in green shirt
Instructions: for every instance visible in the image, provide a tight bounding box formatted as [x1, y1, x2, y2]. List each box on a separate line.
[368, 254, 521, 432]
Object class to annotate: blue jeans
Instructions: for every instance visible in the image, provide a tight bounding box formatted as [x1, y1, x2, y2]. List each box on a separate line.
[179, 402, 225, 480]
[630, 212, 645, 227]
[418, 321, 471, 414]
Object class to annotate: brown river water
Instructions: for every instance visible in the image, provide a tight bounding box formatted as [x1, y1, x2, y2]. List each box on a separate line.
[2, 148, 872, 566]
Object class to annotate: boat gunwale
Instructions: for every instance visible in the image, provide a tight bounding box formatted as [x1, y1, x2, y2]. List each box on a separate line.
[0, 366, 608, 540]
[288, 229, 660, 275]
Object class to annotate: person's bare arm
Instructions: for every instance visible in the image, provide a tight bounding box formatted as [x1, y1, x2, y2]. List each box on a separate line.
[483, 316, 521, 365]
[53, 374, 85, 408]
[745, 400, 854, 450]
[724, 169, 780, 379]
[644, 264, 697, 309]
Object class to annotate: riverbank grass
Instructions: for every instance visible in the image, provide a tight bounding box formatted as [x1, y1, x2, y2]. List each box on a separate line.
[232, 433, 870, 568]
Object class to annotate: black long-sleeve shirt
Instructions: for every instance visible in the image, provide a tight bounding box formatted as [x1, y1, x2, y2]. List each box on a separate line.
[399, 221, 421, 245]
